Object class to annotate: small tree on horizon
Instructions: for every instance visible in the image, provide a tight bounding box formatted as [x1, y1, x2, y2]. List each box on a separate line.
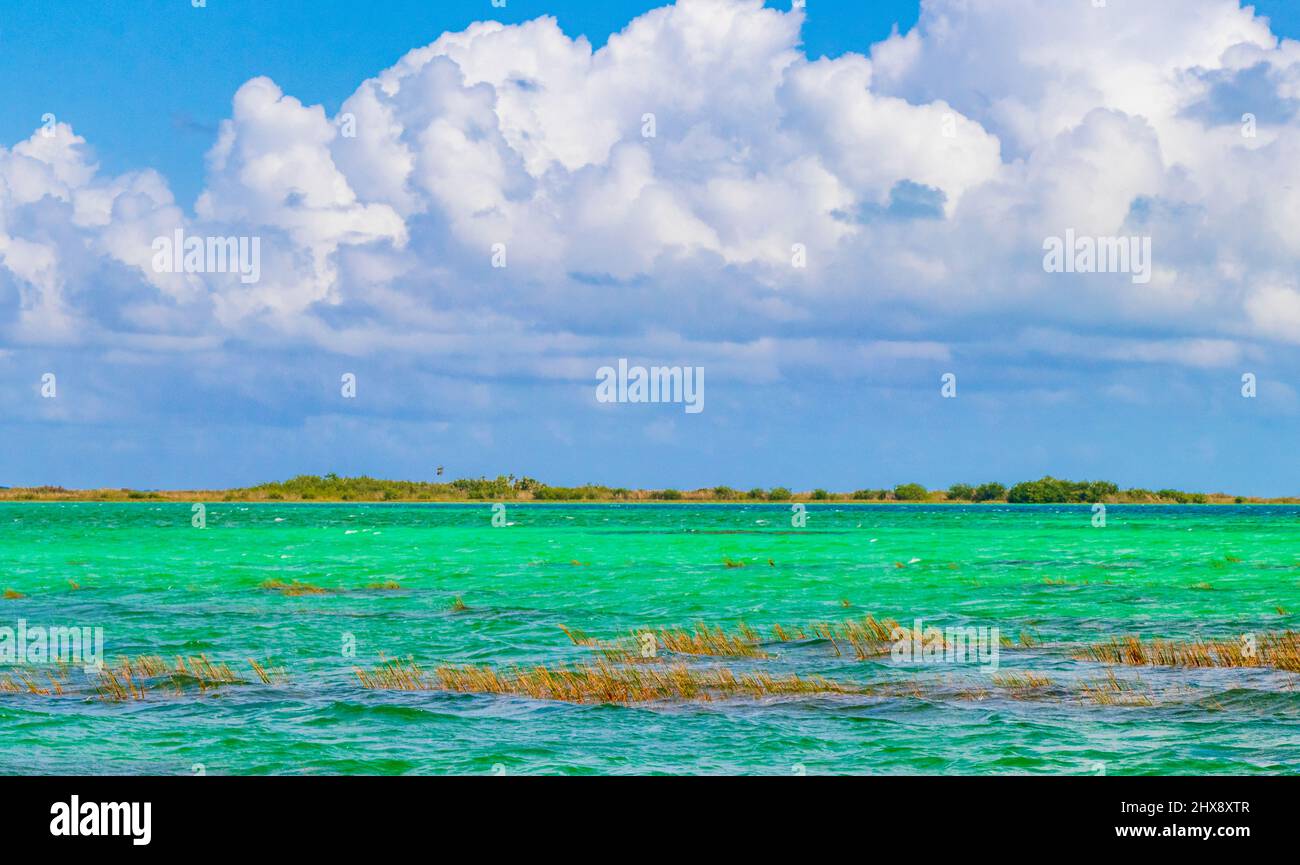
[893, 483, 928, 501]
[947, 483, 975, 501]
[973, 482, 1007, 502]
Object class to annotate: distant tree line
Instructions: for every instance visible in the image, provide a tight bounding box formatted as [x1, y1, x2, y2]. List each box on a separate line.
[0, 474, 1261, 503]
[222, 474, 1217, 504]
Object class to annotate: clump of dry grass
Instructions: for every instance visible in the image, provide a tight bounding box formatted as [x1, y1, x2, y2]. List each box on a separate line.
[356, 658, 863, 704]
[653, 623, 766, 658]
[560, 622, 766, 659]
[0, 670, 67, 696]
[92, 654, 268, 701]
[110, 656, 167, 678]
[1078, 670, 1153, 706]
[9, 655, 279, 702]
[261, 579, 331, 596]
[1076, 636, 1214, 667]
[834, 616, 902, 659]
[248, 659, 289, 685]
[450, 596, 469, 612]
[2, 589, 24, 599]
[94, 666, 146, 701]
[992, 672, 1054, 698]
[769, 615, 932, 661]
[558, 624, 596, 646]
[155, 655, 243, 690]
[355, 657, 428, 690]
[364, 580, 403, 591]
[771, 623, 807, 642]
[1074, 632, 1300, 671]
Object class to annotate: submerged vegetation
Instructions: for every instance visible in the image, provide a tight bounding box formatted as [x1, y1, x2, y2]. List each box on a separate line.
[652, 624, 767, 658]
[260, 579, 331, 596]
[557, 615, 916, 662]
[764, 615, 916, 659]
[350, 658, 1196, 709]
[95, 656, 286, 701]
[1078, 670, 1155, 707]
[0, 670, 68, 696]
[0, 622, 1290, 711]
[357, 658, 864, 703]
[1076, 632, 1300, 672]
[0, 473, 1286, 503]
[559, 622, 767, 660]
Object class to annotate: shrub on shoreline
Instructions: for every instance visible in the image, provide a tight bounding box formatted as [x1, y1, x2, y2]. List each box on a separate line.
[893, 483, 928, 502]
[947, 483, 975, 501]
[0, 473, 1261, 504]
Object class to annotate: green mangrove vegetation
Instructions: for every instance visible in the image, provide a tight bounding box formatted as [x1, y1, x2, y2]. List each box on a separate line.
[0, 474, 1290, 503]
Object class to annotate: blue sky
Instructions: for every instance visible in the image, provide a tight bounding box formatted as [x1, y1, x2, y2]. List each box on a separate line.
[0, 0, 923, 208]
[20, 0, 1297, 206]
[3, 0, 1300, 494]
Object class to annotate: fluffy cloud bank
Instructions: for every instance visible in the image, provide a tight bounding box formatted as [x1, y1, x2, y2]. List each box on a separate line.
[3, 0, 1300, 411]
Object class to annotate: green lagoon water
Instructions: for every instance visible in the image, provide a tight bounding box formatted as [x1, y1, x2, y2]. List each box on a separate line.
[1, 502, 1298, 775]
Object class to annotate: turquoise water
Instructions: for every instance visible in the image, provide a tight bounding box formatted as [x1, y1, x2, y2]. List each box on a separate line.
[1, 502, 1298, 775]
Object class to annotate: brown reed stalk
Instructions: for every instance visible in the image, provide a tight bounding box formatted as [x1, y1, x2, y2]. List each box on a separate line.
[1078, 670, 1153, 706]
[654, 623, 767, 658]
[991, 672, 1053, 698]
[1073, 632, 1300, 671]
[558, 624, 596, 646]
[248, 659, 288, 685]
[260, 579, 331, 596]
[357, 659, 863, 704]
